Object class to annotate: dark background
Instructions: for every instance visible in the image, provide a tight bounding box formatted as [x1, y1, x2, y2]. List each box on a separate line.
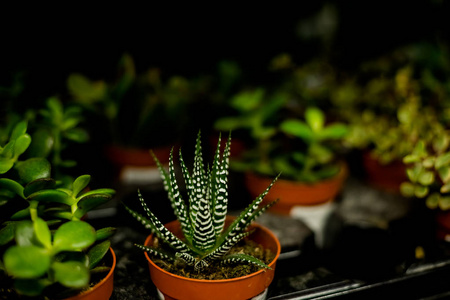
[2, 1, 449, 102]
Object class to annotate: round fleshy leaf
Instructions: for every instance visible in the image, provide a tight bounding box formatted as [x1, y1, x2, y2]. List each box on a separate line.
[4, 245, 50, 278]
[15, 158, 51, 184]
[280, 119, 313, 142]
[53, 221, 96, 252]
[52, 261, 90, 288]
[305, 107, 324, 132]
[14, 134, 32, 157]
[27, 128, 54, 159]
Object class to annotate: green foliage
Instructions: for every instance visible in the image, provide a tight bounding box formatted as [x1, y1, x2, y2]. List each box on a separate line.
[0, 118, 116, 297]
[125, 131, 279, 272]
[67, 53, 195, 148]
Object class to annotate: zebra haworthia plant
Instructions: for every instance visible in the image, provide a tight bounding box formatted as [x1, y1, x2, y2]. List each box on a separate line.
[125, 131, 279, 272]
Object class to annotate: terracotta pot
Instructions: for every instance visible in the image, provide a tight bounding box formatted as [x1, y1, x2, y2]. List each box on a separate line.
[104, 144, 174, 185]
[362, 151, 407, 194]
[244, 163, 348, 215]
[65, 247, 116, 300]
[144, 217, 281, 300]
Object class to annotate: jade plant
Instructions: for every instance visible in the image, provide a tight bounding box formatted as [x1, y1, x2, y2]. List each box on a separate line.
[125, 131, 279, 274]
[277, 106, 348, 182]
[400, 120, 450, 210]
[0, 120, 116, 298]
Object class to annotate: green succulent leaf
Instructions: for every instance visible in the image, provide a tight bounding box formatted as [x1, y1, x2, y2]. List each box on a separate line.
[438, 166, 450, 183]
[4, 245, 51, 278]
[28, 189, 72, 205]
[439, 196, 450, 211]
[221, 253, 270, 269]
[87, 240, 110, 269]
[15, 158, 51, 184]
[72, 175, 91, 197]
[53, 221, 96, 252]
[414, 185, 429, 198]
[15, 221, 36, 246]
[418, 171, 435, 186]
[317, 123, 349, 140]
[95, 227, 117, 241]
[23, 178, 56, 198]
[0, 222, 16, 245]
[436, 153, 450, 169]
[52, 261, 90, 288]
[33, 218, 51, 249]
[305, 107, 325, 132]
[0, 178, 25, 198]
[400, 182, 416, 197]
[426, 193, 440, 209]
[280, 119, 313, 142]
[74, 194, 113, 219]
[26, 128, 54, 158]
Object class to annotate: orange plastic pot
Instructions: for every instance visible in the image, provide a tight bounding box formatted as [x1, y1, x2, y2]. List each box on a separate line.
[245, 163, 348, 215]
[362, 151, 407, 194]
[144, 217, 281, 300]
[65, 247, 116, 300]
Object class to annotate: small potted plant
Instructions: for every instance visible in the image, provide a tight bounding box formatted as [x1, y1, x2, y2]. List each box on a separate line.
[0, 120, 117, 299]
[400, 117, 450, 240]
[67, 53, 196, 187]
[124, 131, 281, 300]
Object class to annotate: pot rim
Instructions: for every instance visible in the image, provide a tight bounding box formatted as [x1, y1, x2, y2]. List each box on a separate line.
[143, 219, 281, 283]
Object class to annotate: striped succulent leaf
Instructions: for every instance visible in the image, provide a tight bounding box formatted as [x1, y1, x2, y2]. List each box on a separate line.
[211, 133, 230, 237]
[220, 174, 280, 244]
[221, 253, 270, 269]
[126, 130, 279, 273]
[136, 190, 188, 253]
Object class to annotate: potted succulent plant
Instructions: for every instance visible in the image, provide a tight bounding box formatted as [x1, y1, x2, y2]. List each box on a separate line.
[0, 120, 117, 299]
[338, 42, 450, 193]
[400, 117, 450, 240]
[124, 131, 281, 300]
[216, 94, 349, 214]
[66, 53, 196, 187]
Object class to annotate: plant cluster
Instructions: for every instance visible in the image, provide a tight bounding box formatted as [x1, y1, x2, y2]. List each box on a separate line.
[67, 53, 197, 148]
[125, 131, 279, 274]
[0, 121, 115, 298]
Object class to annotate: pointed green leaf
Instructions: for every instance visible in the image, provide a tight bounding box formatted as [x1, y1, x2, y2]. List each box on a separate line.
[95, 227, 116, 241]
[87, 240, 110, 269]
[317, 123, 349, 140]
[74, 194, 112, 219]
[438, 166, 450, 183]
[72, 175, 91, 198]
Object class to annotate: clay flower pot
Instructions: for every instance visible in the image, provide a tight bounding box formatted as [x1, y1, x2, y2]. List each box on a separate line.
[362, 151, 407, 194]
[245, 163, 348, 215]
[65, 247, 116, 300]
[143, 217, 281, 300]
[104, 145, 173, 185]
